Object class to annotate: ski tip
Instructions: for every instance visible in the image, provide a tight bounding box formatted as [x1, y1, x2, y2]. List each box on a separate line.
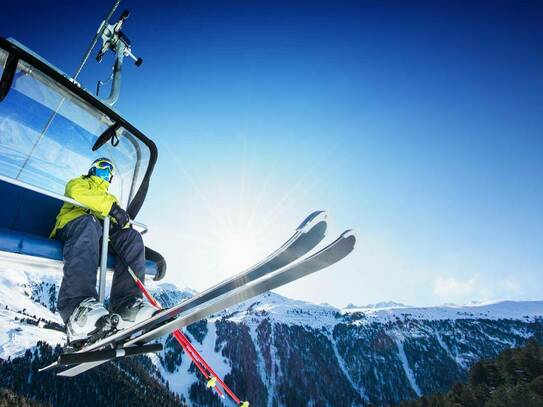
[38, 361, 59, 373]
[340, 229, 357, 245]
[297, 210, 328, 232]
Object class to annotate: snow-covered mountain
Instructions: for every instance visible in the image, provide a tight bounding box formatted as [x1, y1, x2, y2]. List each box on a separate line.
[345, 301, 410, 310]
[1, 266, 542, 406]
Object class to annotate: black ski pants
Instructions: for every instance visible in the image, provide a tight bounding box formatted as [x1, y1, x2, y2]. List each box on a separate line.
[56, 214, 146, 323]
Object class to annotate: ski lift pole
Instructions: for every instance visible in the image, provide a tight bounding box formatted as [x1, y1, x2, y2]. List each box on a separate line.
[124, 266, 249, 406]
[74, 0, 122, 79]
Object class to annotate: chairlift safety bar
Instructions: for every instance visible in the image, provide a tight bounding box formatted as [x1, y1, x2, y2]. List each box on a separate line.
[0, 174, 148, 233]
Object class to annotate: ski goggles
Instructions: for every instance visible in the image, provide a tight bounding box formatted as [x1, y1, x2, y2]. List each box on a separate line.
[95, 168, 113, 182]
[91, 159, 115, 182]
[94, 160, 114, 174]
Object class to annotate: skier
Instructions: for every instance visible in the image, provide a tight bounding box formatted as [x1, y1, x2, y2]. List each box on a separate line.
[50, 157, 155, 342]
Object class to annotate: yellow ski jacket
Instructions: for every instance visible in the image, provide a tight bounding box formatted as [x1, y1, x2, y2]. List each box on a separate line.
[50, 175, 119, 238]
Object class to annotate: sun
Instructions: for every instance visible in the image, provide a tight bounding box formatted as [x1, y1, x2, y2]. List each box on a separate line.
[153, 136, 328, 291]
[215, 228, 262, 276]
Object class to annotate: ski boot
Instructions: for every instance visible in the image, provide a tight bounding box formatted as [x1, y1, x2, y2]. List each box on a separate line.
[113, 297, 157, 329]
[66, 297, 120, 348]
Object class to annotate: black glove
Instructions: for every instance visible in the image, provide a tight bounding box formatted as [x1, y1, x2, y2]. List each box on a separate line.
[109, 203, 130, 228]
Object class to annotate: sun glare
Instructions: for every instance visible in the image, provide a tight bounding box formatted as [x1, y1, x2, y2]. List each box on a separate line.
[156, 137, 328, 291]
[215, 229, 262, 275]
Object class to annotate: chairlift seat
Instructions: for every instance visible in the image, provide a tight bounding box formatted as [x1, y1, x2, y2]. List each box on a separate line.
[0, 178, 161, 279]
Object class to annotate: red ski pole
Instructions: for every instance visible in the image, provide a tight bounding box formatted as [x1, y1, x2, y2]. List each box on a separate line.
[128, 271, 224, 398]
[172, 326, 243, 402]
[173, 332, 225, 398]
[126, 267, 249, 406]
[174, 329, 243, 403]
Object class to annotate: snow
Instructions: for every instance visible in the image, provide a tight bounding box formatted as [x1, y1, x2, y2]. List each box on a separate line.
[343, 300, 543, 323]
[149, 343, 197, 398]
[0, 269, 62, 320]
[0, 267, 64, 359]
[345, 301, 410, 309]
[215, 291, 339, 329]
[329, 331, 368, 402]
[1, 258, 542, 405]
[434, 331, 455, 363]
[210, 291, 543, 331]
[149, 323, 236, 403]
[0, 308, 64, 359]
[394, 336, 422, 397]
[184, 322, 232, 387]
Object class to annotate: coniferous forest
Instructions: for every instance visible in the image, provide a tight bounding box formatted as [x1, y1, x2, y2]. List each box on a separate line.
[1, 338, 542, 406]
[0, 342, 186, 407]
[398, 337, 543, 407]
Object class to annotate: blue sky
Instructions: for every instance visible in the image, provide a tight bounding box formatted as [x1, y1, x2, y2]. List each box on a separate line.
[3, 0, 543, 307]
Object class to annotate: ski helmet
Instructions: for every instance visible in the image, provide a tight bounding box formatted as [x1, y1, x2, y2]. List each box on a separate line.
[88, 157, 115, 182]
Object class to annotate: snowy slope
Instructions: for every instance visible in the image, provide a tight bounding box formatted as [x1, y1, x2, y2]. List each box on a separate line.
[0, 268, 64, 359]
[343, 300, 543, 323]
[0, 264, 192, 360]
[217, 291, 340, 329]
[216, 291, 543, 326]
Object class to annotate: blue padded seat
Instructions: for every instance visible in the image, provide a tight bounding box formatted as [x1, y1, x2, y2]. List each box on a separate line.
[20, 232, 63, 260]
[0, 226, 158, 276]
[0, 179, 163, 279]
[0, 227, 23, 253]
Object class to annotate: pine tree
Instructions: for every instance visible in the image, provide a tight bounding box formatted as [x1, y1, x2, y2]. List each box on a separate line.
[399, 337, 543, 407]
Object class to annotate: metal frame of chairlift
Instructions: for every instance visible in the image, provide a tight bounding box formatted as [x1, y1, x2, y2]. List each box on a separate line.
[0, 1, 152, 302]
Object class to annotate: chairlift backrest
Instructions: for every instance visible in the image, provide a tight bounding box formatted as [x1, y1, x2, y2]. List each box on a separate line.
[0, 37, 157, 218]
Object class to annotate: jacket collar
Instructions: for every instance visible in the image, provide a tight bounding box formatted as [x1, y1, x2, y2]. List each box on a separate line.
[87, 175, 110, 191]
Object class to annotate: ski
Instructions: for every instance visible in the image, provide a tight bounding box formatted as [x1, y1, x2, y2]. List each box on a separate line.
[57, 229, 356, 377]
[60, 344, 163, 366]
[40, 210, 327, 373]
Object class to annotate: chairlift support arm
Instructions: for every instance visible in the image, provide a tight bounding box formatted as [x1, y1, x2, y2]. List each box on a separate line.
[96, 8, 143, 106]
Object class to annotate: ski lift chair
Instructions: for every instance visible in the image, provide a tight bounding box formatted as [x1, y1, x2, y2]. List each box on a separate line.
[0, 38, 166, 303]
